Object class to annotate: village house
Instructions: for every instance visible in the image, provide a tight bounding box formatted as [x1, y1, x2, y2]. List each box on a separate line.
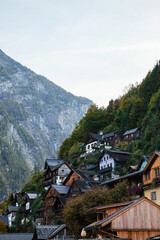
[66, 180, 91, 200]
[103, 130, 122, 146]
[23, 193, 38, 220]
[143, 151, 160, 205]
[44, 160, 71, 187]
[6, 205, 19, 227]
[98, 149, 131, 181]
[84, 197, 160, 240]
[123, 127, 140, 142]
[43, 185, 70, 224]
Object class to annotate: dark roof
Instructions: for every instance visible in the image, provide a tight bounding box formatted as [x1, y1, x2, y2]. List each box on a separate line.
[8, 206, 19, 212]
[74, 180, 91, 192]
[0, 215, 9, 226]
[90, 133, 103, 141]
[35, 225, 59, 239]
[103, 132, 115, 139]
[51, 185, 70, 195]
[137, 155, 150, 170]
[98, 166, 112, 174]
[101, 169, 144, 185]
[50, 162, 71, 171]
[45, 159, 64, 169]
[58, 196, 66, 206]
[48, 224, 66, 239]
[0, 233, 33, 240]
[107, 149, 130, 155]
[123, 127, 139, 136]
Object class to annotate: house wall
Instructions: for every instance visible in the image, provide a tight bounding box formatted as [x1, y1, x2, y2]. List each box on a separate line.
[99, 153, 115, 170]
[143, 156, 160, 185]
[144, 186, 160, 205]
[86, 141, 97, 153]
[111, 200, 160, 231]
[117, 230, 160, 240]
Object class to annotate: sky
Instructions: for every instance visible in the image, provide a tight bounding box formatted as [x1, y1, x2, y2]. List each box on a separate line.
[1, 0, 160, 107]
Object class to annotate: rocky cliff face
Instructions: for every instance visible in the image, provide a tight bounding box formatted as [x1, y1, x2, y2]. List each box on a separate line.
[0, 50, 92, 199]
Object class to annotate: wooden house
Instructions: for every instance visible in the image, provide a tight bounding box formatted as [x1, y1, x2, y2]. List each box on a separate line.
[123, 127, 140, 142]
[84, 197, 160, 240]
[103, 130, 122, 146]
[143, 151, 160, 205]
[84, 133, 104, 154]
[43, 185, 70, 224]
[44, 162, 71, 187]
[23, 193, 38, 218]
[98, 149, 130, 181]
[66, 180, 91, 200]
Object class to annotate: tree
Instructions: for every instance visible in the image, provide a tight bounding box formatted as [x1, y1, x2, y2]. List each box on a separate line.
[0, 220, 7, 233]
[63, 181, 133, 238]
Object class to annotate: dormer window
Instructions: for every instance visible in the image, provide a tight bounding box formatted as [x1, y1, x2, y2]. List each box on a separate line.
[145, 172, 150, 180]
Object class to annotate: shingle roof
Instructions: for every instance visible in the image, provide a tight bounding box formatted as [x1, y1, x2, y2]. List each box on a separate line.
[0, 233, 33, 240]
[123, 127, 139, 136]
[35, 225, 59, 239]
[74, 180, 91, 192]
[51, 185, 70, 195]
[48, 224, 66, 239]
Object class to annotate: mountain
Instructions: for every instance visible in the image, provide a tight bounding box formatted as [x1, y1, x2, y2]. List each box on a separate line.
[0, 49, 92, 199]
[58, 61, 160, 166]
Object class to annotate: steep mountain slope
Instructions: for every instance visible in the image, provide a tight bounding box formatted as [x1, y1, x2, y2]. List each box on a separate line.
[58, 61, 160, 165]
[0, 49, 92, 199]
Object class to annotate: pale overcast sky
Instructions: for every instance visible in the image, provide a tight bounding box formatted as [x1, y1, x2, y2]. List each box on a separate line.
[1, 0, 160, 107]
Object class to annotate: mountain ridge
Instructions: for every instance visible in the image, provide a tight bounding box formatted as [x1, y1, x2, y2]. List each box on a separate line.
[0, 49, 92, 199]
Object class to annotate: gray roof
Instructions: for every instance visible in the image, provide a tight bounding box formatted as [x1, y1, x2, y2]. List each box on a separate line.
[0, 233, 33, 240]
[26, 193, 38, 199]
[147, 235, 160, 240]
[123, 127, 139, 136]
[48, 224, 66, 239]
[0, 215, 9, 226]
[35, 225, 59, 239]
[45, 159, 64, 167]
[8, 205, 19, 212]
[107, 149, 130, 155]
[74, 180, 91, 192]
[51, 185, 70, 195]
[101, 169, 143, 185]
[90, 133, 103, 141]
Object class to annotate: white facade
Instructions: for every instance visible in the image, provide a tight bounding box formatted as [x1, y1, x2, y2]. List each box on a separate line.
[86, 141, 97, 153]
[8, 212, 16, 227]
[56, 164, 71, 185]
[99, 153, 115, 170]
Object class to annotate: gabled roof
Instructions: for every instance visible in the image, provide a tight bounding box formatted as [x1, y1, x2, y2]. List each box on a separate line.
[34, 225, 59, 239]
[50, 162, 71, 171]
[85, 197, 160, 230]
[44, 159, 64, 169]
[74, 180, 91, 192]
[26, 193, 38, 200]
[137, 155, 150, 171]
[103, 130, 120, 139]
[143, 151, 160, 172]
[51, 185, 70, 195]
[48, 224, 66, 239]
[123, 127, 139, 136]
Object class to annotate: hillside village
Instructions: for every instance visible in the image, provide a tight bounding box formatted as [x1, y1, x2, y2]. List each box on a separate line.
[1, 127, 160, 240]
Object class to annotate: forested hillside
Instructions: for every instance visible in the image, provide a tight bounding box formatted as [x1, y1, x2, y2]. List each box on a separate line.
[58, 61, 160, 164]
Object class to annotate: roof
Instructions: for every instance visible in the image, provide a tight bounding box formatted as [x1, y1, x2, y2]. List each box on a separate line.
[74, 180, 91, 192]
[0, 215, 9, 226]
[50, 162, 71, 171]
[147, 235, 160, 240]
[90, 133, 103, 141]
[123, 127, 139, 136]
[48, 224, 66, 239]
[101, 169, 143, 185]
[26, 193, 38, 199]
[143, 151, 160, 172]
[51, 185, 70, 195]
[85, 197, 160, 230]
[0, 233, 33, 240]
[8, 206, 19, 213]
[45, 159, 64, 169]
[35, 225, 59, 239]
[137, 155, 150, 171]
[86, 200, 134, 213]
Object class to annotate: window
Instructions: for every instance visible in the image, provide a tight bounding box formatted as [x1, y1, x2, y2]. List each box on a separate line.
[126, 135, 128, 138]
[88, 145, 90, 149]
[155, 167, 160, 177]
[151, 191, 157, 201]
[145, 172, 150, 180]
